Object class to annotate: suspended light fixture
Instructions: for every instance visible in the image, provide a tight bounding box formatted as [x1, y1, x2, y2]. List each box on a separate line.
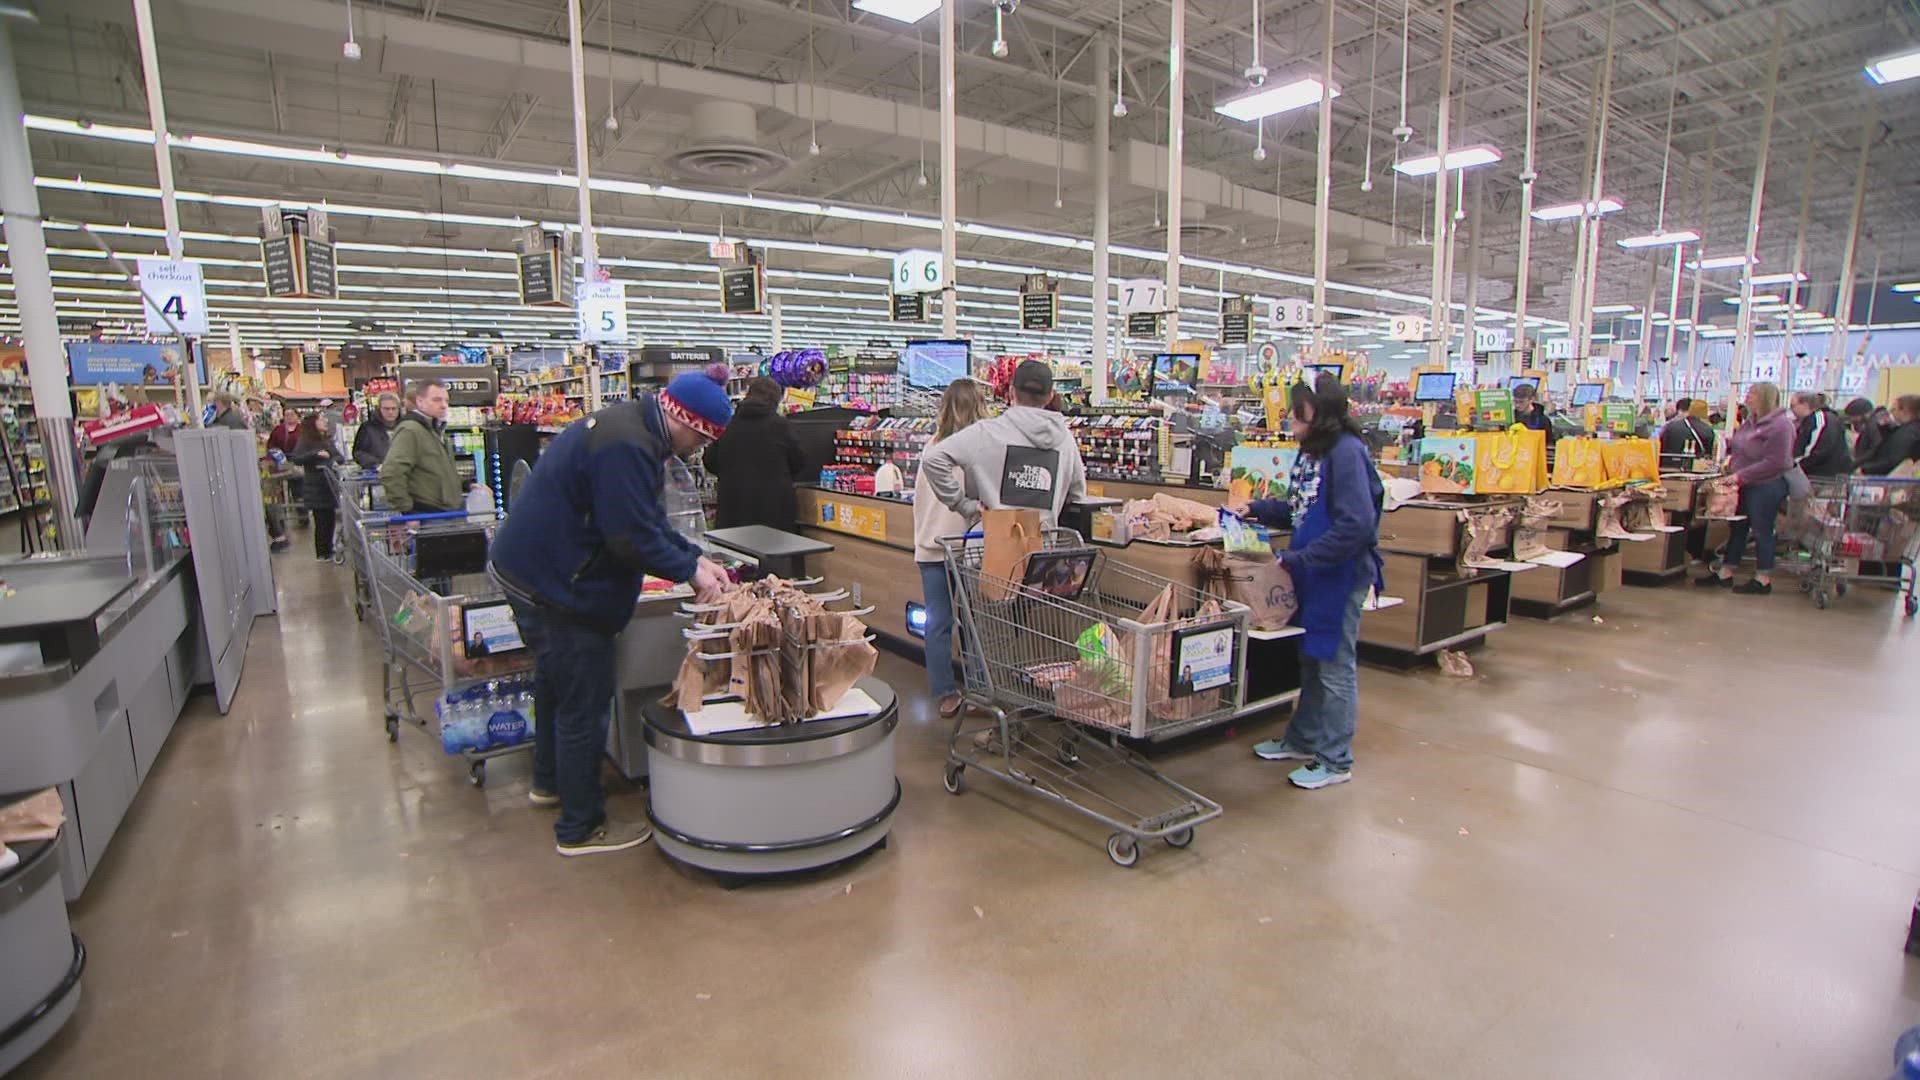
[1592, 304, 1637, 314]
[1112, 0, 1129, 118]
[990, 0, 1011, 58]
[1689, 254, 1756, 270]
[1747, 271, 1808, 286]
[850, 0, 940, 22]
[1392, 144, 1500, 176]
[1722, 294, 1782, 305]
[1359, 0, 1380, 192]
[1215, 77, 1338, 121]
[342, 0, 361, 60]
[1532, 198, 1622, 221]
[1864, 47, 1920, 85]
[1616, 228, 1698, 249]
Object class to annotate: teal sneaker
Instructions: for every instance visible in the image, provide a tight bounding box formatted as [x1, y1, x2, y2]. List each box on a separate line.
[1288, 763, 1352, 790]
[1253, 739, 1314, 762]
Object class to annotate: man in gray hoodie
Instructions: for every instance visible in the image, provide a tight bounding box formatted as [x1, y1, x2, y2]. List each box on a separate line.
[920, 359, 1087, 527]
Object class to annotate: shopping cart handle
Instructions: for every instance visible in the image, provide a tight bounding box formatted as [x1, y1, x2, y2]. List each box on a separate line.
[386, 510, 469, 523]
[959, 529, 983, 540]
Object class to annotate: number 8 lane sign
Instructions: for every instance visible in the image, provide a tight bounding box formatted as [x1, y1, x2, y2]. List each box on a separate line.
[576, 280, 628, 344]
[137, 258, 209, 337]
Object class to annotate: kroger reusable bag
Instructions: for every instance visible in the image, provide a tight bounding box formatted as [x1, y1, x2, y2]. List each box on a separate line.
[1415, 435, 1479, 495]
[1601, 437, 1660, 485]
[1551, 437, 1611, 489]
[1474, 424, 1547, 495]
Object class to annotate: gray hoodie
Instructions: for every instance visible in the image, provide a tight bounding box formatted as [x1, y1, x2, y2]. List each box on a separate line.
[919, 405, 1087, 526]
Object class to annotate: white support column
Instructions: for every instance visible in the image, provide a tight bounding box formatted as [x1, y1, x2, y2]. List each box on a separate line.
[1779, 150, 1815, 385]
[1638, 249, 1661, 403]
[1310, 0, 1335, 355]
[1684, 134, 1718, 399]
[1661, 243, 1684, 403]
[228, 322, 244, 375]
[1426, 0, 1455, 369]
[1731, 16, 1785, 403]
[1092, 33, 1112, 403]
[1461, 174, 1482, 382]
[1827, 106, 1876, 372]
[131, 0, 203, 427]
[769, 294, 784, 351]
[1511, 0, 1543, 356]
[566, 0, 602, 412]
[940, 0, 959, 338]
[1164, 0, 1185, 350]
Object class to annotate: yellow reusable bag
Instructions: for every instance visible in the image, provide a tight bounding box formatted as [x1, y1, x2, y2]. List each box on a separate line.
[1473, 424, 1548, 495]
[1552, 437, 1612, 489]
[1602, 437, 1660, 485]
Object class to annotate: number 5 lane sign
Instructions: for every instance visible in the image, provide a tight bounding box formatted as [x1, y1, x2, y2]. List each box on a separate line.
[138, 258, 209, 337]
[576, 280, 628, 344]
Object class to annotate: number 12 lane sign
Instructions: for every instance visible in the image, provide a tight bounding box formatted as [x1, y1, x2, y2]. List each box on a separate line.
[137, 258, 209, 337]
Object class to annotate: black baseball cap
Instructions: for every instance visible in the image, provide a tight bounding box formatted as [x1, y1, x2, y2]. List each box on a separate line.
[1012, 359, 1054, 399]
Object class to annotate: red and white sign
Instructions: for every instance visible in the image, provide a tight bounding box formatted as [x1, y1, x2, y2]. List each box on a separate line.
[80, 404, 167, 445]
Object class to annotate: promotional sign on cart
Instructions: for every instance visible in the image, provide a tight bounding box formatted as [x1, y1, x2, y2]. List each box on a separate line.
[137, 258, 209, 337]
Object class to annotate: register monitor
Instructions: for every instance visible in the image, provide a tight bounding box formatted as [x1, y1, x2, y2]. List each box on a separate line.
[902, 339, 971, 389]
[1413, 371, 1458, 403]
[1507, 375, 1542, 394]
[1570, 381, 1606, 406]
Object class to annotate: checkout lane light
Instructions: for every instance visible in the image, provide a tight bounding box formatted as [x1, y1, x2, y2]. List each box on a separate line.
[905, 602, 928, 640]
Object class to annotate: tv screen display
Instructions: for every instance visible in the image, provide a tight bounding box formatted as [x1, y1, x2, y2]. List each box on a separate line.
[902, 339, 971, 389]
[1303, 363, 1346, 386]
[1571, 381, 1605, 406]
[1152, 352, 1202, 392]
[1507, 375, 1542, 393]
[1413, 371, 1457, 402]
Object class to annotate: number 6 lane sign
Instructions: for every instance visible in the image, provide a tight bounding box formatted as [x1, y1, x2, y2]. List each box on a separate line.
[892, 249, 945, 295]
[576, 280, 628, 344]
[137, 258, 209, 337]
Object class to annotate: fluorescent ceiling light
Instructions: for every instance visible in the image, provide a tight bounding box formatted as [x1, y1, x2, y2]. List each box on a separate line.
[1392, 144, 1501, 177]
[1865, 48, 1920, 85]
[1213, 78, 1339, 122]
[1592, 304, 1637, 314]
[1688, 254, 1755, 271]
[1722, 295, 1782, 305]
[1892, 282, 1920, 293]
[1617, 229, 1700, 249]
[848, 0, 941, 22]
[1531, 198, 1623, 222]
[1748, 272, 1807, 286]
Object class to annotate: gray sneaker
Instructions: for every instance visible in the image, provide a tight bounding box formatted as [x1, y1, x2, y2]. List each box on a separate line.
[528, 788, 560, 809]
[555, 820, 652, 857]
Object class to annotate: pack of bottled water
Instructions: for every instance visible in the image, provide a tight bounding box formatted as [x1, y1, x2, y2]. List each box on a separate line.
[436, 677, 536, 754]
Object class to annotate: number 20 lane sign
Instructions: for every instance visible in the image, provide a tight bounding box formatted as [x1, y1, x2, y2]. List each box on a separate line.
[137, 258, 210, 337]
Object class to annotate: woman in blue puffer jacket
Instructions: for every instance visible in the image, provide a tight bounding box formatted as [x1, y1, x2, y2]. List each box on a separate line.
[1231, 376, 1384, 790]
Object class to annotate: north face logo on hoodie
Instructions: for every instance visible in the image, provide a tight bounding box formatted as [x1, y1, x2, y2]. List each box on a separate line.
[999, 445, 1060, 509]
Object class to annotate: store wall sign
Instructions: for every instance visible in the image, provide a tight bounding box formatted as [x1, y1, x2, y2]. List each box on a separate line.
[892, 249, 945, 295]
[890, 291, 926, 323]
[66, 341, 206, 386]
[816, 498, 887, 541]
[1020, 275, 1059, 331]
[637, 346, 726, 367]
[260, 235, 299, 297]
[720, 265, 765, 315]
[518, 251, 557, 305]
[399, 362, 497, 406]
[303, 236, 337, 299]
[137, 258, 210, 337]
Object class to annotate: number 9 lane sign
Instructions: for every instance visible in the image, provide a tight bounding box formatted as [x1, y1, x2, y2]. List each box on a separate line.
[137, 258, 210, 337]
[576, 280, 628, 344]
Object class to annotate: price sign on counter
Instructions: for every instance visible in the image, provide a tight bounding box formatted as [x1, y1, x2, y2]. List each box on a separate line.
[576, 281, 628, 343]
[137, 258, 209, 337]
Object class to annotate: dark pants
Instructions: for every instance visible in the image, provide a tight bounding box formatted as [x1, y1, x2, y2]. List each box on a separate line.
[509, 599, 616, 844]
[311, 507, 336, 558]
[1725, 475, 1790, 574]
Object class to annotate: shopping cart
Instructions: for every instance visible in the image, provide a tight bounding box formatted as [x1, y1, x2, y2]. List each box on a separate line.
[359, 509, 536, 786]
[328, 466, 387, 619]
[1798, 475, 1920, 615]
[940, 527, 1241, 867]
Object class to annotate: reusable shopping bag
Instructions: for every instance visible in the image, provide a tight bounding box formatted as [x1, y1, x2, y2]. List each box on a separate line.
[1415, 436, 1480, 495]
[981, 507, 1045, 601]
[1702, 477, 1740, 519]
[1601, 438, 1660, 486]
[1194, 546, 1295, 631]
[1473, 424, 1549, 495]
[1551, 437, 1611, 489]
[1512, 496, 1562, 562]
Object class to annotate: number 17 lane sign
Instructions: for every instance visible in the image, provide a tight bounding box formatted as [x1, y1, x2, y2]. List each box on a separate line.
[137, 258, 210, 337]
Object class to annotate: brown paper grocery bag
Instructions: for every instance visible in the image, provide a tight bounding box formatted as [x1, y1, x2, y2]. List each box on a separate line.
[1225, 555, 1298, 631]
[981, 507, 1045, 601]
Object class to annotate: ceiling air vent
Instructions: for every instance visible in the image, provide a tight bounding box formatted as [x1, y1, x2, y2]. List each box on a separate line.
[664, 101, 790, 184]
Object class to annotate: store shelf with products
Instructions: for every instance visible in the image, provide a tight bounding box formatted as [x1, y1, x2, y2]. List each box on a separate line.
[813, 353, 902, 411]
[1067, 411, 1167, 484]
[831, 416, 933, 480]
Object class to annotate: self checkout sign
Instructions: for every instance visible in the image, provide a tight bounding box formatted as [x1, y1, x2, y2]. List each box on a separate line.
[576, 280, 628, 344]
[137, 258, 209, 337]
[893, 249, 945, 295]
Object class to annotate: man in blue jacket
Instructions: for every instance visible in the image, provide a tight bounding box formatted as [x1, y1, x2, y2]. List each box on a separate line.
[490, 371, 732, 856]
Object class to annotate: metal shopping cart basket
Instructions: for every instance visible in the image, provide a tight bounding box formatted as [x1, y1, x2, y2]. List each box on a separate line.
[328, 466, 388, 619]
[940, 527, 1243, 867]
[359, 509, 535, 786]
[1798, 475, 1920, 615]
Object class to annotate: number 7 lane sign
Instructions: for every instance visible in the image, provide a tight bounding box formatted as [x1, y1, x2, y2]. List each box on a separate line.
[137, 258, 210, 337]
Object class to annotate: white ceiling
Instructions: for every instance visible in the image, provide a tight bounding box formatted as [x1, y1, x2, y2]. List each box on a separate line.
[3, 0, 1917, 356]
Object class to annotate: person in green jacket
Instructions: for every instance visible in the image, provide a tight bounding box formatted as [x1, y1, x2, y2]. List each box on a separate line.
[379, 378, 463, 513]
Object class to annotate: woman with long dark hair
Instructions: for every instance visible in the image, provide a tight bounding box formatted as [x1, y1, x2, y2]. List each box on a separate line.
[912, 379, 991, 717]
[288, 412, 339, 561]
[1230, 375, 1383, 790]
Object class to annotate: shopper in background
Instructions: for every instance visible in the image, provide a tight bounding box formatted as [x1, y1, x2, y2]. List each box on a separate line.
[266, 407, 301, 458]
[1698, 381, 1794, 595]
[1659, 397, 1718, 458]
[288, 413, 339, 561]
[208, 392, 250, 431]
[352, 393, 402, 470]
[912, 379, 991, 719]
[703, 376, 805, 530]
[1236, 375, 1384, 791]
[1844, 397, 1888, 467]
[490, 371, 733, 858]
[919, 359, 1087, 529]
[379, 379, 463, 514]
[1857, 394, 1920, 476]
[1511, 383, 1557, 448]
[1790, 391, 1850, 477]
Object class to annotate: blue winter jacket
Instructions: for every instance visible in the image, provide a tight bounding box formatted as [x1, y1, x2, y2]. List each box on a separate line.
[1243, 433, 1384, 660]
[489, 395, 702, 634]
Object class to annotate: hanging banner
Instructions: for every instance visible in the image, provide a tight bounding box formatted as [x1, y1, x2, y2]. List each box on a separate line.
[720, 264, 765, 315]
[1220, 296, 1255, 345]
[890, 291, 926, 323]
[577, 280, 628, 344]
[137, 258, 210, 337]
[1117, 278, 1169, 317]
[1020, 274, 1059, 331]
[256, 206, 335, 299]
[66, 341, 206, 386]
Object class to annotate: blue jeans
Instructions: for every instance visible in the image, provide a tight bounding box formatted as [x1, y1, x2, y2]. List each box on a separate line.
[1725, 475, 1789, 574]
[1286, 578, 1368, 772]
[918, 561, 957, 698]
[509, 599, 616, 844]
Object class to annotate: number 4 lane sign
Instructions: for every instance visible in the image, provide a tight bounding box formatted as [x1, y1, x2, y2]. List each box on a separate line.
[137, 258, 209, 337]
[576, 280, 628, 344]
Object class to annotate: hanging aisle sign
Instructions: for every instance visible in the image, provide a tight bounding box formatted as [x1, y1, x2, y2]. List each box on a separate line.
[137, 257, 209, 337]
[1126, 311, 1162, 339]
[301, 343, 325, 375]
[516, 227, 575, 308]
[893, 249, 945, 295]
[1389, 314, 1433, 342]
[576, 280, 628, 344]
[1473, 326, 1512, 353]
[1117, 278, 1169, 317]
[720, 249, 765, 315]
[1271, 298, 1312, 330]
[1544, 338, 1575, 361]
[890, 291, 926, 323]
[257, 206, 337, 299]
[1020, 274, 1059, 331]
[303, 208, 337, 300]
[1220, 296, 1256, 344]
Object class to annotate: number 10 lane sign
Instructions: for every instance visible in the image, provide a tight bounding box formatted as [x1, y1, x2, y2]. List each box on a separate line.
[576, 280, 628, 344]
[138, 258, 209, 337]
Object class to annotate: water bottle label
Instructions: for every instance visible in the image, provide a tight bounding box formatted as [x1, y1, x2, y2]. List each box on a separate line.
[487, 708, 529, 748]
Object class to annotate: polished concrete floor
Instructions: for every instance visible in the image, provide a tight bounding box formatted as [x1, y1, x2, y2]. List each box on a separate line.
[16, 554, 1920, 1079]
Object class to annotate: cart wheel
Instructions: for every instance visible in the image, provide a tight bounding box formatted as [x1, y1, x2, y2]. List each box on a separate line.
[1057, 738, 1080, 768]
[469, 761, 486, 787]
[1905, 594, 1918, 617]
[943, 764, 965, 795]
[1106, 833, 1140, 868]
[1164, 827, 1195, 849]
[1814, 591, 1830, 610]
[1799, 578, 1814, 593]
[384, 715, 398, 742]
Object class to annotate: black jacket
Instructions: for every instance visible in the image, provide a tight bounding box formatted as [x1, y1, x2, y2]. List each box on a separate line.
[1793, 408, 1850, 477]
[1659, 414, 1717, 458]
[1852, 417, 1891, 468]
[1858, 419, 1920, 477]
[288, 433, 337, 510]
[1515, 402, 1558, 448]
[702, 399, 805, 530]
[351, 417, 396, 469]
